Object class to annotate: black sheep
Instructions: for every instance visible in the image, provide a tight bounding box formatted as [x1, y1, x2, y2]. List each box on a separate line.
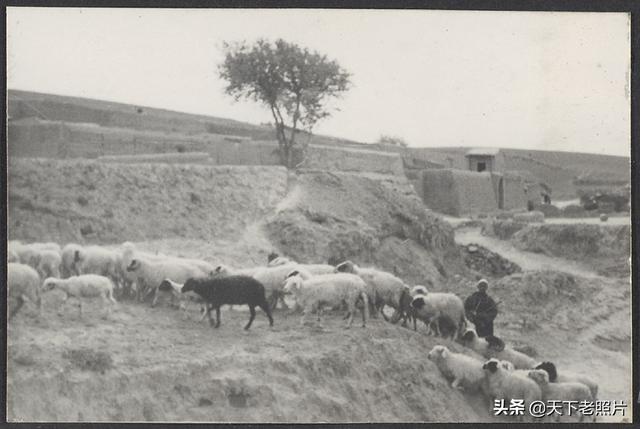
[181, 275, 274, 330]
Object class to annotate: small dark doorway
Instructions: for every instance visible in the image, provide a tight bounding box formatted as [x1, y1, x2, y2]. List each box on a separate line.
[498, 177, 504, 209]
[477, 162, 486, 172]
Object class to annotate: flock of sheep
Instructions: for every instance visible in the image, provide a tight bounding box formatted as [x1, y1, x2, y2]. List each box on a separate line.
[7, 239, 598, 422]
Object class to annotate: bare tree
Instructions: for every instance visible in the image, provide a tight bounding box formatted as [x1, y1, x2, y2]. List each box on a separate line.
[219, 39, 351, 168]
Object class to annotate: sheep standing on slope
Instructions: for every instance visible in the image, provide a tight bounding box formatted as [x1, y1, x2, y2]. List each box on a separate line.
[335, 260, 405, 322]
[410, 292, 467, 338]
[42, 274, 117, 317]
[485, 336, 537, 370]
[61, 243, 83, 278]
[534, 361, 598, 401]
[460, 329, 490, 356]
[73, 246, 121, 288]
[181, 275, 273, 330]
[126, 257, 207, 305]
[283, 269, 369, 328]
[36, 249, 62, 280]
[528, 369, 595, 422]
[482, 358, 542, 422]
[8, 263, 42, 319]
[427, 345, 486, 393]
[12, 242, 60, 271]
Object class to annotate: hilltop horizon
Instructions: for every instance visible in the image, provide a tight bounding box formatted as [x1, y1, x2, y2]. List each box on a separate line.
[8, 87, 630, 160]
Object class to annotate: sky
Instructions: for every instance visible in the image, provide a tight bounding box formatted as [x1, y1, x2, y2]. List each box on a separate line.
[6, 8, 631, 156]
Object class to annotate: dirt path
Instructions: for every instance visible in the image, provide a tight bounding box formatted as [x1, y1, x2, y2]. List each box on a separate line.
[455, 227, 600, 278]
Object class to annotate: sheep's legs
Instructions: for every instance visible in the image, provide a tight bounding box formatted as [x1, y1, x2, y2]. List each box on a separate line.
[8, 297, 24, 320]
[258, 301, 274, 326]
[206, 305, 215, 326]
[345, 304, 355, 328]
[214, 306, 221, 328]
[245, 305, 256, 330]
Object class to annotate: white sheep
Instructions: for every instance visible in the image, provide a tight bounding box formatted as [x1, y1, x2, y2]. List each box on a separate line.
[73, 245, 121, 286]
[125, 257, 206, 305]
[36, 249, 62, 279]
[427, 345, 486, 393]
[8, 263, 42, 319]
[410, 292, 467, 338]
[252, 262, 301, 309]
[42, 274, 117, 316]
[283, 269, 369, 328]
[485, 337, 537, 370]
[482, 358, 542, 422]
[528, 369, 595, 422]
[335, 260, 406, 321]
[61, 243, 83, 278]
[460, 329, 490, 356]
[534, 361, 598, 401]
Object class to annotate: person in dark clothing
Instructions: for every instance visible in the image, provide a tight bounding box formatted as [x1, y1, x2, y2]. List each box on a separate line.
[464, 279, 498, 338]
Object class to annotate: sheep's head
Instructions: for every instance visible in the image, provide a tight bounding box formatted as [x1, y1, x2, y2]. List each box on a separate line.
[411, 295, 427, 310]
[527, 369, 549, 386]
[427, 345, 448, 362]
[126, 259, 141, 272]
[460, 330, 477, 343]
[410, 285, 429, 297]
[267, 252, 279, 263]
[499, 360, 515, 371]
[182, 278, 196, 294]
[283, 274, 302, 295]
[534, 361, 558, 382]
[158, 279, 175, 293]
[334, 260, 356, 274]
[42, 278, 58, 292]
[211, 265, 230, 277]
[482, 358, 500, 373]
[486, 335, 505, 352]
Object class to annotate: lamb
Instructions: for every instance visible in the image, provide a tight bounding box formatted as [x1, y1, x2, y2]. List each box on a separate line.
[42, 274, 117, 316]
[36, 249, 62, 279]
[8, 263, 42, 319]
[335, 260, 406, 321]
[482, 358, 542, 422]
[61, 243, 83, 278]
[534, 361, 598, 401]
[485, 336, 537, 369]
[410, 293, 467, 338]
[181, 275, 274, 330]
[427, 345, 486, 392]
[528, 369, 595, 422]
[125, 257, 206, 305]
[283, 269, 369, 328]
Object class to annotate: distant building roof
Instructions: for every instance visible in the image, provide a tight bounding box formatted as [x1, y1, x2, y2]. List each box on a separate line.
[465, 147, 500, 157]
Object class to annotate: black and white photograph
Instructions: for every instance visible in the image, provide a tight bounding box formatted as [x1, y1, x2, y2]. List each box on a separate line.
[5, 6, 633, 423]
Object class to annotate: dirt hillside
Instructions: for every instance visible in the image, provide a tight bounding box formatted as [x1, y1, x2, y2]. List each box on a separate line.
[8, 158, 288, 244]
